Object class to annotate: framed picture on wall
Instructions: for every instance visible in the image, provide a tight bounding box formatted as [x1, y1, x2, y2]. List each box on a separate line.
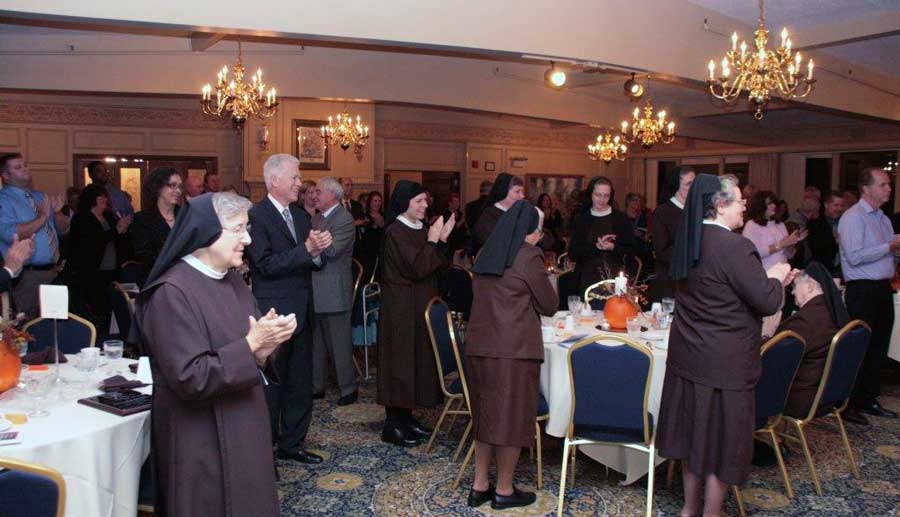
[485, 161, 496, 172]
[292, 119, 330, 170]
[525, 174, 584, 224]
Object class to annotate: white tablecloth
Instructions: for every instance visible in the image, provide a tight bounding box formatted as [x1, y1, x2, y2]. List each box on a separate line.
[889, 293, 900, 362]
[0, 358, 151, 517]
[540, 312, 669, 485]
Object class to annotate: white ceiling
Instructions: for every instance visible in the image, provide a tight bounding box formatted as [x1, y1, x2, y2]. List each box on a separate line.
[687, 0, 897, 30]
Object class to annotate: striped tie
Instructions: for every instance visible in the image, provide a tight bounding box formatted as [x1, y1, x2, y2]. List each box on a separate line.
[24, 190, 59, 263]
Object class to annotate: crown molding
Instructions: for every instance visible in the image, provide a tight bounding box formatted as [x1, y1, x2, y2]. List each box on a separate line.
[0, 100, 232, 130]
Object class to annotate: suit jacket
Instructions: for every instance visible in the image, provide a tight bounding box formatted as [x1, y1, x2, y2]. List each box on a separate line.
[311, 204, 356, 313]
[131, 206, 177, 283]
[247, 197, 320, 334]
[806, 216, 840, 275]
[649, 200, 681, 301]
[669, 225, 784, 391]
[343, 198, 365, 221]
[466, 244, 559, 360]
[776, 295, 837, 417]
[66, 210, 128, 275]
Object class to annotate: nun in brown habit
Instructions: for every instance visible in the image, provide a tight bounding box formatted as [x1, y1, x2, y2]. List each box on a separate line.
[377, 180, 455, 446]
[658, 174, 792, 517]
[136, 193, 296, 517]
[465, 200, 558, 510]
[471, 173, 525, 255]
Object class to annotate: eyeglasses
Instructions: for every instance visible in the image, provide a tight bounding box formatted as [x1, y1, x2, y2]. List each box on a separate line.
[222, 223, 251, 235]
[166, 182, 183, 190]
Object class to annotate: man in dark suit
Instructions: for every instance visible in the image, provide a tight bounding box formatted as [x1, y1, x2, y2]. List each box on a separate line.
[1, 234, 35, 294]
[464, 180, 493, 230]
[806, 191, 845, 275]
[338, 177, 366, 222]
[247, 153, 333, 465]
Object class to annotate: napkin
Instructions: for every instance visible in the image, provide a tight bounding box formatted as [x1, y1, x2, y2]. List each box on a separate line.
[558, 334, 588, 349]
[99, 375, 149, 392]
[22, 348, 68, 365]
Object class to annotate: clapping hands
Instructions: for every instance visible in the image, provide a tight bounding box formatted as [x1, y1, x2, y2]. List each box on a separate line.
[246, 309, 297, 364]
[4, 234, 35, 274]
[766, 263, 799, 287]
[304, 230, 333, 257]
[427, 214, 455, 243]
[596, 234, 616, 251]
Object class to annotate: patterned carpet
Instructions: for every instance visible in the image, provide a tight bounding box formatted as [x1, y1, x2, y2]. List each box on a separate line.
[277, 378, 900, 516]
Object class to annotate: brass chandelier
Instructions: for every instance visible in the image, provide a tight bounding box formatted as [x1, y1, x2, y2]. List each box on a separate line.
[588, 129, 627, 163]
[619, 75, 676, 150]
[200, 42, 278, 128]
[320, 112, 370, 152]
[706, 0, 815, 119]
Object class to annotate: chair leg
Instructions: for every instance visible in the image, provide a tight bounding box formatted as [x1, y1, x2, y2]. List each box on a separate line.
[645, 443, 655, 517]
[570, 444, 578, 488]
[446, 398, 461, 431]
[352, 355, 363, 378]
[364, 346, 369, 380]
[768, 429, 794, 498]
[666, 459, 677, 490]
[425, 398, 453, 454]
[834, 411, 861, 479]
[453, 421, 472, 462]
[452, 441, 476, 489]
[732, 486, 746, 517]
[557, 438, 571, 517]
[793, 420, 822, 495]
[535, 421, 543, 490]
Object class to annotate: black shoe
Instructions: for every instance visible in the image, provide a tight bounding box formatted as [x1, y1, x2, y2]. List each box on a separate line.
[337, 390, 358, 406]
[491, 486, 536, 510]
[843, 408, 870, 426]
[405, 418, 433, 441]
[312, 392, 325, 400]
[381, 423, 420, 447]
[467, 484, 494, 508]
[856, 400, 898, 419]
[276, 449, 324, 464]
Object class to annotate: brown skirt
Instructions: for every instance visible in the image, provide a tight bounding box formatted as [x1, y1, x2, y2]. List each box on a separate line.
[657, 369, 755, 486]
[466, 356, 541, 448]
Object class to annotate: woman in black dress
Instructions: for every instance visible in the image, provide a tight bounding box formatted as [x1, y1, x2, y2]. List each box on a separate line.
[358, 190, 385, 283]
[649, 166, 694, 301]
[131, 167, 182, 285]
[537, 193, 564, 255]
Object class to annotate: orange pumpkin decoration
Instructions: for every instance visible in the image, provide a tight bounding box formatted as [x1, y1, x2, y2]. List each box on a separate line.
[0, 340, 22, 394]
[604, 294, 640, 330]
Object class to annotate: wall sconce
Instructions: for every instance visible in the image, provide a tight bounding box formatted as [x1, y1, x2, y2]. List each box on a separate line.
[258, 125, 270, 151]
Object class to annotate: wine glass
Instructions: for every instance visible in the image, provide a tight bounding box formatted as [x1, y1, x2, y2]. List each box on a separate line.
[626, 316, 642, 338]
[567, 296, 581, 315]
[661, 298, 675, 315]
[21, 370, 53, 417]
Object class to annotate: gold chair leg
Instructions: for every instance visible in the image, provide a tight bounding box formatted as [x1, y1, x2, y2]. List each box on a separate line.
[768, 428, 794, 498]
[535, 421, 543, 490]
[666, 459, 677, 490]
[834, 411, 861, 479]
[425, 398, 453, 454]
[732, 485, 746, 517]
[446, 398, 461, 431]
[570, 444, 578, 488]
[645, 443, 655, 517]
[453, 421, 472, 462]
[793, 420, 822, 495]
[453, 441, 476, 489]
[557, 438, 571, 517]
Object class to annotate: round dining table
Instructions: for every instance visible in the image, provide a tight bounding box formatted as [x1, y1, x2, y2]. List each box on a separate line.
[0, 356, 151, 517]
[539, 310, 669, 485]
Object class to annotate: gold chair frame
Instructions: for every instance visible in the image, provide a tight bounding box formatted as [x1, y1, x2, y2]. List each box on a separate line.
[0, 456, 66, 517]
[424, 297, 471, 458]
[23, 312, 97, 349]
[350, 258, 365, 378]
[557, 334, 656, 517]
[776, 319, 870, 496]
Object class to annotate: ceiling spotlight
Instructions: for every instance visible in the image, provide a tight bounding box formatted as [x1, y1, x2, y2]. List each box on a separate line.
[624, 73, 644, 99]
[544, 62, 567, 88]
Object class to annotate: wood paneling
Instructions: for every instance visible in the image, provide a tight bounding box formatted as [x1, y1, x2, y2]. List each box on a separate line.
[0, 128, 21, 148]
[26, 128, 68, 165]
[150, 133, 217, 152]
[73, 130, 145, 151]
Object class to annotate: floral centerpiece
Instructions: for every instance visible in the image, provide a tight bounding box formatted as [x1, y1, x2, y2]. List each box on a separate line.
[0, 314, 33, 393]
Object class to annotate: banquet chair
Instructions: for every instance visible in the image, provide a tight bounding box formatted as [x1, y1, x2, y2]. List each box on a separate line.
[557, 335, 656, 517]
[352, 282, 380, 380]
[777, 320, 870, 495]
[23, 312, 97, 354]
[0, 457, 66, 517]
[107, 282, 135, 346]
[425, 297, 470, 456]
[583, 279, 615, 311]
[556, 252, 570, 270]
[349, 258, 365, 377]
[443, 265, 474, 323]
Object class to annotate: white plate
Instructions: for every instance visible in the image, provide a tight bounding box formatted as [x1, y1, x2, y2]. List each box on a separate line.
[0, 418, 11, 432]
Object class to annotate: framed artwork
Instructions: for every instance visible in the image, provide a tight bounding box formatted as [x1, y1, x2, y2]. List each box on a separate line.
[526, 174, 584, 223]
[485, 161, 496, 172]
[292, 119, 330, 170]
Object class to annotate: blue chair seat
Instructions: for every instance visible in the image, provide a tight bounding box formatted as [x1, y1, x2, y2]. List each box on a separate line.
[538, 392, 549, 417]
[0, 469, 60, 517]
[449, 378, 463, 395]
[574, 416, 654, 444]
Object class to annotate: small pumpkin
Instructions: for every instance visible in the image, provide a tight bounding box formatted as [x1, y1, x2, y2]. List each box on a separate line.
[604, 294, 640, 330]
[0, 340, 22, 394]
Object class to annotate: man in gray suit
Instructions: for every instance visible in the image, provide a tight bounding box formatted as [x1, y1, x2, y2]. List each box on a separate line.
[311, 177, 359, 405]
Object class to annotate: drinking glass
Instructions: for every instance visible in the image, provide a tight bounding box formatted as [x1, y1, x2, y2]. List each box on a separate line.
[567, 296, 581, 314]
[76, 347, 100, 383]
[21, 370, 53, 417]
[103, 340, 124, 360]
[626, 316, 642, 337]
[661, 298, 675, 315]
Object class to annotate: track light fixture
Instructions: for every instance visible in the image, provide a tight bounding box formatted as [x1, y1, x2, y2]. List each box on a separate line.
[624, 73, 644, 100]
[544, 62, 567, 88]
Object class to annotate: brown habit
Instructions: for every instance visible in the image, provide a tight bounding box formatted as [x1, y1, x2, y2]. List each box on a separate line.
[658, 224, 783, 485]
[377, 221, 448, 409]
[466, 244, 558, 447]
[472, 205, 503, 254]
[139, 262, 279, 517]
[776, 294, 837, 418]
[649, 199, 681, 301]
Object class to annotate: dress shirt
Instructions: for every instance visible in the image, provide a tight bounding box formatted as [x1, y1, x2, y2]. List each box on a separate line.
[838, 198, 898, 281]
[322, 203, 338, 219]
[267, 194, 321, 266]
[0, 185, 60, 265]
[742, 219, 790, 269]
[103, 184, 134, 216]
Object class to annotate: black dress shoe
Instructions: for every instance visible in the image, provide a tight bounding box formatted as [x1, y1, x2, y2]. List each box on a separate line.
[467, 484, 494, 508]
[312, 392, 325, 400]
[843, 408, 870, 426]
[405, 419, 433, 441]
[857, 400, 898, 419]
[491, 486, 536, 510]
[381, 424, 420, 447]
[277, 449, 324, 464]
[337, 390, 358, 406]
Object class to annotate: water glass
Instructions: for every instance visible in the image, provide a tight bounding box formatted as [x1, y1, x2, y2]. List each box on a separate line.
[76, 347, 100, 381]
[567, 296, 581, 314]
[661, 298, 675, 315]
[103, 340, 124, 361]
[21, 370, 53, 417]
[626, 316, 642, 337]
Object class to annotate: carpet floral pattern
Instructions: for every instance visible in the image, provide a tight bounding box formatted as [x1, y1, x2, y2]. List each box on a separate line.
[278, 381, 900, 515]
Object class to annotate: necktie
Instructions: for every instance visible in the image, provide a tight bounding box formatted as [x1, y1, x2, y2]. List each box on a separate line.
[24, 191, 59, 263]
[282, 208, 297, 242]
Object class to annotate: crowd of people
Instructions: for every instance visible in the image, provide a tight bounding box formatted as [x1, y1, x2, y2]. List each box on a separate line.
[1, 149, 898, 515]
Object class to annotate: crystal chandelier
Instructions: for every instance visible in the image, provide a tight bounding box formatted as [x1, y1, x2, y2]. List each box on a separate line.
[320, 112, 370, 152]
[588, 129, 628, 163]
[200, 42, 278, 128]
[706, 0, 815, 119]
